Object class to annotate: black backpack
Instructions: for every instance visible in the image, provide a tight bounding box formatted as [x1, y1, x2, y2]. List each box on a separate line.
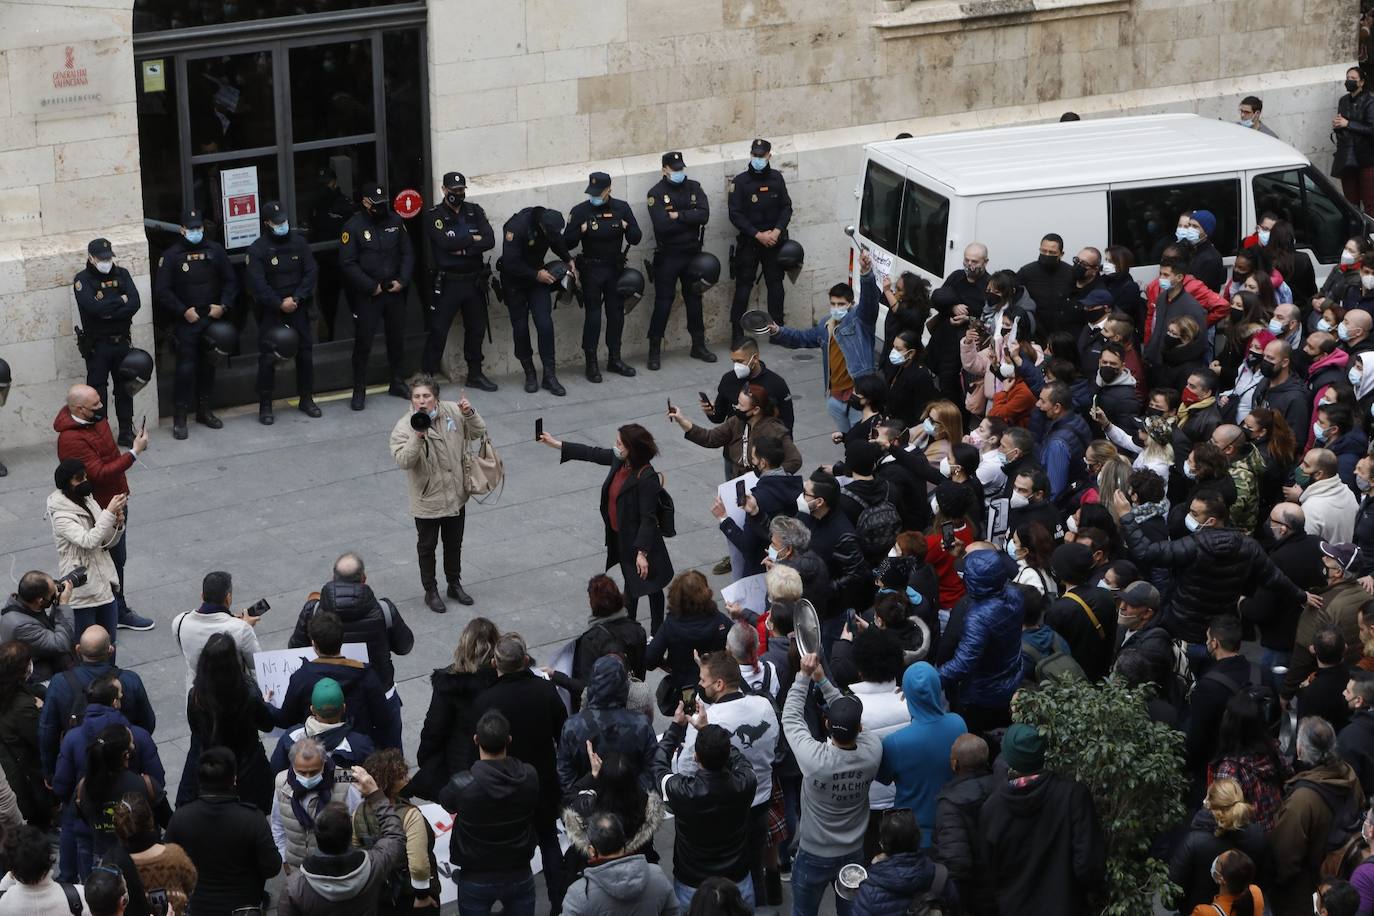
[60, 669, 105, 736]
[846, 482, 902, 559]
[904, 863, 952, 916]
[1202, 669, 1282, 738]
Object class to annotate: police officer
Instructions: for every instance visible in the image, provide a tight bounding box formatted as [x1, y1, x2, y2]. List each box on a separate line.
[646, 151, 716, 370]
[339, 182, 415, 411]
[729, 138, 793, 346]
[154, 209, 238, 440]
[499, 205, 574, 396]
[245, 201, 320, 425]
[564, 171, 642, 382]
[306, 167, 355, 342]
[73, 238, 141, 446]
[422, 171, 497, 392]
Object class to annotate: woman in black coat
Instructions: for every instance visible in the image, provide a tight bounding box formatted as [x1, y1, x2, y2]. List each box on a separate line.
[885, 330, 940, 428]
[0, 641, 51, 827]
[645, 570, 731, 710]
[179, 632, 275, 813]
[540, 423, 675, 632]
[410, 616, 499, 801]
[881, 271, 930, 361]
[1334, 65, 1374, 212]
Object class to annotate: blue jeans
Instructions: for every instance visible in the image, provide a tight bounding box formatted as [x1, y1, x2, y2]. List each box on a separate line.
[826, 395, 860, 434]
[780, 774, 802, 870]
[57, 804, 93, 882]
[74, 601, 119, 646]
[792, 848, 858, 916]
[674, 875, 754, 911]
[457, 874, 535, 916]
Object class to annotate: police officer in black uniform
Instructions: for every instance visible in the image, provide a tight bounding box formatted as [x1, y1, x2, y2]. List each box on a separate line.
[73, 238, 141, 446]
[245, 201, 321, 425]
[153, 208, 238, 440]
[729, 138, 793, 347]
[422, 171, 497, 392]
[306, 167, 354, 342]
[499, 206, 574, 396]
[564, 171, 642, 383]
[339, 182, 415, 411]
[646, 151, 716, 370]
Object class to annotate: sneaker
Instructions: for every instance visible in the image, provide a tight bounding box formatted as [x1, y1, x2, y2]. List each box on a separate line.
[711, 556, 732, 576]
[117, 609, 156, 631]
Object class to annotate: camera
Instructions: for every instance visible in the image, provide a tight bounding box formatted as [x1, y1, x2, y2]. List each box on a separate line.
[410, 410, 432, 432]
[54, 566, 88, 590]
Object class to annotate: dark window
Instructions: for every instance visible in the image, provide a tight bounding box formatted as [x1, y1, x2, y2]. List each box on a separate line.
[897, 180, 949, 278]
[859, 161, 904, 254]
[186, 53, 277, 154]
[134, 0, 414, 34]
[289, 41, 374, 142]
[1108, 177, 1241, 267]
[1253, 167, 1363, 264]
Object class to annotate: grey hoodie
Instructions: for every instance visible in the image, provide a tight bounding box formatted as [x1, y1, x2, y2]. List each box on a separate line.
[561, 854, 679, 916]
[278, 791, 405, 916]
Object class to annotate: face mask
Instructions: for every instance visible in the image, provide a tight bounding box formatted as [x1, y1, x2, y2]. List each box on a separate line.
[1348, 79, 1361, 93]
[1181, 387, 1201, 406]
[1037, 253, 1059, 269]
[750, 156, 768, 172]
[847, 394, 863, 412]
[72, 481, 93, 500]
[1009, 491, 1029, 509]
[1066, 514, 1080, 533]
[1184, 514, 1202, 532]
[1158, 277, 1173, 292]
[1314, 422, 1329, 442]
[992, 450, 1009, 467]
[888, 349, 907, 366]
[1183, 462, 1197, 480]
[612, 445, 625, 460]
[1318, 318, 1334, 332]
[1352, 367, 1364, 386]
[271, 221, 290, 237]
[1359, 475, 1372, 493]
[1295, 467, 1314, 488]
[732, 361, 751, 379]
[766, 545, 781, 562]
[998, 362, 1015, 379]
[887, 546, 901, 558]
[667, 170, 686, 184]
[1340, 322, 1353, 342]
[1176, 227, 1200, 243]
[1101, 259, 1116, 277]
[95, 260, 113, 274]
[1363, 274, 1374, 291]
[1267, 318, 1285, 335]
[589, 196, 605, 206]
[923, 418, 936, 437]
[939, 457, 952, 477]
[796, 494, 811, 516]
[1072, 262, 1090, 282]
[184, 229, 204, 245]
[445, 191, 465, 207]
[295, 772, 324, 790]
[1240, 118, 1254, 128]
[965, 264, 983, 279]
[1098, 365, 1121, 384]
[1260, 359, 1282, 379]
[830, 307, 848, 322]
[1343, 250, 1358, 266]
[1005, 539, 1019, 559]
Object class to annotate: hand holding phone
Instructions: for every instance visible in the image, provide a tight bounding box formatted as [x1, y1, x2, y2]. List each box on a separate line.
[698, 391, 711, 406]
[735, 478, 747, 508]
[535, 417, 543, 442]
[941, 521, 956, 550]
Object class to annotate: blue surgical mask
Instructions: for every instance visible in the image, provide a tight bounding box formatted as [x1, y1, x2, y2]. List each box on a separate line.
[1318, 317, 1334, 332]
[1183, 461, 1197, 480]
[589, 196, 604, 206]
[272, 221, 290, 237]
[888, 349, 907, 366]
[428, 408, 439, 420]
[667, 170, 686, 185]
[295, 772, 323, 790]
[923, 418, 936, 437]
[750, 156, 768, 172]
[1240, 118, 1254, 128]
[1176, 227, 1200, 243]
[1340, 322, 1353, 342]
[766, 545, 780, 562]
[1266, 317, 1283, 335]
[1314, 421, 1328, 442]
[185, 229, 204, 245]
[1351, 367, 1364, 386]
[1005, 539, 1019, 559]
[1158, 277, 1173, 292]
[612, 445, 625, 460]
[830, 307, 848, 322]
[1258, 229, 1271, 246]
[1184, 514, 1202, 533]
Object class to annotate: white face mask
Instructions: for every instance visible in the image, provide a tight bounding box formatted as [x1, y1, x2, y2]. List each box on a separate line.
[939, 457, 952, 477]
[1184, 514, 1202, 533]
[732, 361, 751, 379]
[766, 545, 781, 562]
[1066, 514, 1079, 533]
[612, 445, 625, 460]
[1101, 260, 1116, 277]
[887, 546, 901, 558]
[1363, 274, 1374, 291]
[1009, 491, 1030, 509]
[1343, 250, 1358, 266]
[94, 260, 114, 275]
[998, 362, 1016, 379]
[796, 493, 812, 516]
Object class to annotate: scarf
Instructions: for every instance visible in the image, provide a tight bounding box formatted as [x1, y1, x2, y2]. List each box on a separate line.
[1176, 394, 1215, 426]
[876, 585, 924, 606]
[195, 601, 231, 616]
[1130, 499, 1169, 522]
[286, 755, 336, 831]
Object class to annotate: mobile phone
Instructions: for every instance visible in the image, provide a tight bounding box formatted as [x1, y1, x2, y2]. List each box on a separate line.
[246, 598, 271, 617]
[941, 522, 956, 549]
[535, 417, 543, 442]
[667, 398, 674, 412]
[681, 688, 697, 716]
[735, 478, 747, 507]
[698, 391, 711, 405]
[139, 414, 147, 432]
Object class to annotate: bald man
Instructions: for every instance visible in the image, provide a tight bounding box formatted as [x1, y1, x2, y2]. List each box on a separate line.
[1258, 339, 1312, 445]
[1291, 448, 1359, 543]
[1241, 504, 1326, 693]
[1209, 423, 1266, 534]
[54, 384, 154, 632]
[1342, 310, 1374, 357]
[942, 242, 991, 312]
[933, 733, 995, 909]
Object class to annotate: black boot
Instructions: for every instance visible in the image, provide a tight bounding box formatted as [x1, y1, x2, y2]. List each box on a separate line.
[172, 410, 188, 440]
[690, 336, 717, 363]
[258, 397, 274, 425]
[466, 364, 498, 392]
[195, 401, 223, 429]
[298, 396, 322, 418]
[350, 387, 366, 411]
[387, 378, 409, 398]
[541, 362, 566, 397]
[521, 359, 538, 393]
[116, 422, 134, 449]
[584, 350, 602, 383]
[647, 338, 662, 371]
[606, 350, 636, 377]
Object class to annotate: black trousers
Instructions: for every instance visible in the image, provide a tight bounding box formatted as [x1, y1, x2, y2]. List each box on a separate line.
[649, 249, 705, 340]
[627, 590, 666, 635]
[423, 275, 486, 373]
[415, 509, 465, 590]
[504, 279, 556, 363]
[172, 319, 216, 410]
[84, 337, 133, 428]
[579, 261, 625, 353]
[349, 288, 407, 385]
[255, 305, 314, 398]
[730, 237, 786, 341]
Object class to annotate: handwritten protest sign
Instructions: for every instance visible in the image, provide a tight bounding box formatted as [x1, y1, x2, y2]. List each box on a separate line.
[254, 643, 369, 707]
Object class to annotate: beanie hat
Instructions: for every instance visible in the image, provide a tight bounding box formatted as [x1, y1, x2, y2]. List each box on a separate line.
[1002, 723, 1046, 774]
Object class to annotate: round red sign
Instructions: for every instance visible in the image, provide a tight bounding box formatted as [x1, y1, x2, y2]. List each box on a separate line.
[394, 189, 423, 219]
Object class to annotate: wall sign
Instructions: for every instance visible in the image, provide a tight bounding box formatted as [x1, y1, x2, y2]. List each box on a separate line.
[221, 165, 261, 248]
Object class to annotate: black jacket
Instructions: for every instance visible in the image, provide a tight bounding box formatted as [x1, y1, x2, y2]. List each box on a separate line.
[1256, 376, 1313, 450]
[424, 199, 494, 273]
[73, 264, 140, 336]
[574, 611, 648, 683]
[1298, 664, 1353, 732]
[1113, 619, 1176, 698]
[979, 771, 1105, 916]
[499, 206, 572, 285]
[645, 612, 731, 691]
[1167, 807, 1271, 914]
[565, 197, 642, 263]
[885, 360, 941, 428]
[411, 666, 497, 801]
[1184, 654, 1252, 773]
[706, 363, 795, 432]
[244, 230, 317, 307]
[728, 165, 792, 238]
[875, 458, 931, 533]
[802, 510, 868, 615]
[1335, 90, 1374, 171]
[1121, 520, 1304, 645]
[1015, 260, 1074, 331]
[646, 176, 709, 251]
[153, 237, 238, 317]
[782, 550, 835, 617]
[1189, 239, 1226, 292]
[1144, 289, 1207, 368]
[1238, 529, 1325, 652]
[440, 756, 540, 881]
[1338, 708, 1374, 796]
[338, 209, 414, 293]
[650, 720, 756, 888]
[1355, 496, 1374, 576]
[1045, 585, 1117, 681]
[473, 670, 567, 819]
[288, 582, 414, 691]
[164, 792, 282, 916]
[933, 770, 997, 915]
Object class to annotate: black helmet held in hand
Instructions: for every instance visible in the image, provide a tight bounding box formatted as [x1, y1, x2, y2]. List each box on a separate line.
[776, 239, 804, 269]
[200, 320, 239, 363]
[259, 324, 300, 365]
[684, 252, 721, 295]
[410, 410, 432, 432]
[617, 267, 645, 313]
[115, 349, 154, 396]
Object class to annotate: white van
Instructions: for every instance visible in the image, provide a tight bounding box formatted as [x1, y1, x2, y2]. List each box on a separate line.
[852, 113, 1370, 291]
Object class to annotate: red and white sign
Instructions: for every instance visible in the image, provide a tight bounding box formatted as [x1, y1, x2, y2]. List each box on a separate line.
[226, 195, 257, 218]
[394, 188, 423, 219]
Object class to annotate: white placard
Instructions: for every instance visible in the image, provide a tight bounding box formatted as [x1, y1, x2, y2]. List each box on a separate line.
[721, 573, 767, 617]
[868, 246, 894, 281]
[221, 165, 261, 249]
[717, 472, 759, 528]
[254, 643, 369, 707]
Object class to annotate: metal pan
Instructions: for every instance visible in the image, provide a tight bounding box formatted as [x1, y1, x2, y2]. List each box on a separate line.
[740, 308, 772, 335]
[793, 598, 822, 659]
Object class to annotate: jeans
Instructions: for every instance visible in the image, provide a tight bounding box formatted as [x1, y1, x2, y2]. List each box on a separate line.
[791, 848, 857, 916]
[826, 395, 860, 434]
[415, 510, 466, 591]
[456, 874, 535, 916]
[674, 875, 754, 911]
[57, 804, 91, 882]
[1260, 648, 1291, 694]
[74, 601, 119, 646]
[780, 773, 802, 870]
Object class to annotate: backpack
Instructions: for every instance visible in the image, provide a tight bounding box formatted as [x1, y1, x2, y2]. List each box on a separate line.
[904, 862, 952, 916]
[60, 668, 114, 737]
[642, 468, 676, 538]
[0, 882, 81, 914]
[1021, 640, 1086, 683]
[1294, 777, 1366, 878]
[846, 483, 902, 559]
[1167, 638, 1197, 707]
[1202, 669, 1282, 738]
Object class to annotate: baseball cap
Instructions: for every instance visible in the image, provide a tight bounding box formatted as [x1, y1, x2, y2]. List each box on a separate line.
[363, 182, 387, 202]
[262, 201, 286, 224]
[1082, 289, 1113, 308]
[1321, 541, 1361, 572]
[310, 677, 345, 717]
[181, 208, 204, 229]
[662, 151, 685, 170]
[825, 695, 864, 744]
[750, 138, 772, 156]
[87, 238, 114, 259]
[442, 171, 467, 189]
[1119, 580, 1160, 610]
[585, 171, 611, 195]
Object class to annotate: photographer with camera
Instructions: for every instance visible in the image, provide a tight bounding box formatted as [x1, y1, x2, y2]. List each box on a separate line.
[389, 375, 486, 615]
[0, 572, 77, 685]
[46, 458, 124, 647]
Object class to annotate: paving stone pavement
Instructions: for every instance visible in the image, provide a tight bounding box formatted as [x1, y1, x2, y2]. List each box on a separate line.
[0, 347, 838, 914]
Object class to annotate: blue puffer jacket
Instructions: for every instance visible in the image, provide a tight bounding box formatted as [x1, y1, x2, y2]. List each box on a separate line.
[937, 551, 1024, 708]
[1036, 410, 1093, 501]
[773, 270, 879, 391]
[852, 850, 958, 915]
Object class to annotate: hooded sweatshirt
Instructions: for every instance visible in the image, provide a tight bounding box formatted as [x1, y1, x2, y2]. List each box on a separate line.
[560, 854, 677, 916]
[279, 791, 405, 916]
[557, 655, 658, 791]
[878, 663, 967, 847]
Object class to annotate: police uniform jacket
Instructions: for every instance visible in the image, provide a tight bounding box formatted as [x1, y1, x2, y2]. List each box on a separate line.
[646, 178, 709, 251]
[73, 265, 140, 337]
[499, 207, 571, 285]
[153, 239, 238, 319]
[338, 211, 415, 295]
[425, 200, 494, 274]
[728, 166, 792, 239]
[564, 198, 641, 265]
[244, 230, 318, 309]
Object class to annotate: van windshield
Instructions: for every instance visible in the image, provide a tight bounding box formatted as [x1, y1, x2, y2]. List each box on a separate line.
[859, 159, 949, 277]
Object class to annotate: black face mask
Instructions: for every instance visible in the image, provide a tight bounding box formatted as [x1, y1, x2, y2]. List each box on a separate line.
[72, 482, 93, 500]
[1072, 262, 1090, 282]
[1146, 406, 1165, 418]
[1098, 365, 1122, 383]
[445, 191, 464, 208]
[1259, 359, 1280, 378]
[368, 202, 390, 219]
[1348, 79, 1361, 93]
[847, 395, 863, 411]
[1229, 306, 1245, 320]
[1232, 271, 1250, 284]
[1038, 253, 1060, 269]
[1164, 335, 1182, 349]
[1245, 351, 1262, 367]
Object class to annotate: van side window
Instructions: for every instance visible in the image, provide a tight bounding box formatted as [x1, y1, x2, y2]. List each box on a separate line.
[898, 180, 949, 278]
[860, 161, 904, 254]
[1108, 178, 1241, 267]
[1253, 167, 1360, 264]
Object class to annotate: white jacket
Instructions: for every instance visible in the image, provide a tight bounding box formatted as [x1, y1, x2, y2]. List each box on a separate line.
[674, 691, 779, 807]
[850, 680, 911, 809]
[1301, 475, 1359, 544]
[45, 490, 120, 609]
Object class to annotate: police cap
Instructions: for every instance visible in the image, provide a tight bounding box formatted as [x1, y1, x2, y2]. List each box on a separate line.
[87, 238, 114, 259]
[363, 182, 387, 202]
[442, 171, 467, 189]
[750, 138, 771, 156]
[662, 152, 685, 170]
[181, 208, 204, 229]
[262, 201, 286, 224]
[585, 171, 611, 195]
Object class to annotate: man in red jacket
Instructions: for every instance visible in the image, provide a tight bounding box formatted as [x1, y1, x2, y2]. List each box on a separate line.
[53, 384, 155, 631]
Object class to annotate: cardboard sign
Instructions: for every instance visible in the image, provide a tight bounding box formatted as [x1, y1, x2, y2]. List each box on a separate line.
[254, 643, 369, 707]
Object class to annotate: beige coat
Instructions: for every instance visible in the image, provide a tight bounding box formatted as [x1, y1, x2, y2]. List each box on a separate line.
[389, 402, 487, 519]
[45, 490, 121, 609]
